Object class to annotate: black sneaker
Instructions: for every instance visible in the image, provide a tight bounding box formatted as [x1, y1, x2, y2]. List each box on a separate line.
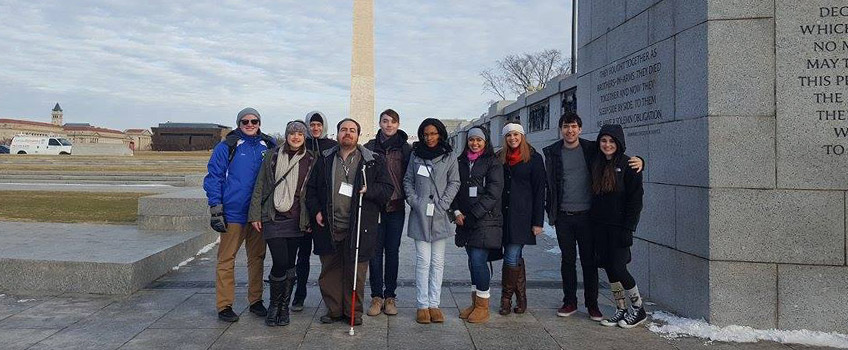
[291, 298, 305, 312]
[600, 308, 627, 327]
[218, 306, 239, 322]
[249, 301, 268, 317]
[617, 306, 647, 329]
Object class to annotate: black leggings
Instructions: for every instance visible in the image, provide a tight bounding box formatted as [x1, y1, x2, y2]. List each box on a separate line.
[266, 237, 299, 278]
[603, 246, 636, 290]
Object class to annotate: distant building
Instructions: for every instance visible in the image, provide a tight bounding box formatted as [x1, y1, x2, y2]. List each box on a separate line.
[0, 104, 147, 149]
[439, 119, 469, 135]
[125, 129, 153, 151]
[0, 118, 65, 143]
[151, 122, 231, 151]
[63, 122, 131, 146]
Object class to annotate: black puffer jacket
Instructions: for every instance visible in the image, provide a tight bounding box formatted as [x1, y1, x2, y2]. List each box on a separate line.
[589, 124, 644, 247]
[452, 149, 504, 250]
[502, 150, 546, 246]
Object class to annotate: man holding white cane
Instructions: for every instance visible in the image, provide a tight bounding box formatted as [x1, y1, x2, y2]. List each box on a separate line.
[306, 118, 393, 326]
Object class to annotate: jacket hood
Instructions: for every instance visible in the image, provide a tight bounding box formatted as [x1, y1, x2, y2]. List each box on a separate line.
[304, 111, 328, 139]
[226, 129, 276, 148]
[597, 124, 626, 154]
[377, 129, 409, 144]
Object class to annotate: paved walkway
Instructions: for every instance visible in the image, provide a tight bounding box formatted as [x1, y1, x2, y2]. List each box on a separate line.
[0, 229, 828, 349]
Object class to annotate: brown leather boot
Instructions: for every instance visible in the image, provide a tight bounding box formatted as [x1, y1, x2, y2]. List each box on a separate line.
[416, 308, 431, 324]
[459, 291, 477, 319]
[499, 264, 516, 315]
[467, 295, 490, 323]
[513, 258, 527, 314]
[429, 308, 445, 323]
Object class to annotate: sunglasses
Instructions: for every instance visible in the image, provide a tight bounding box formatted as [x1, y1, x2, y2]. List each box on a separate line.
[240, 119, 260, 125]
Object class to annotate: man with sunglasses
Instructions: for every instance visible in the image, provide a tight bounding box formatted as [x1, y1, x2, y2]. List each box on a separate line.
[204, 107, 277, 322]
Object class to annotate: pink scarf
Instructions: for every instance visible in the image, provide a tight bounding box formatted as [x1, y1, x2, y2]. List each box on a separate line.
[466, 149, 483, 162]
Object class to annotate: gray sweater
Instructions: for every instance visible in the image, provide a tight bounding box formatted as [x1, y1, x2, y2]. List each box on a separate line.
[403, 152, 461, 242]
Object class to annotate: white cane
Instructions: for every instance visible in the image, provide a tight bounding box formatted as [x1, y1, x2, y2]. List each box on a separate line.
[349, 165, 367, 336]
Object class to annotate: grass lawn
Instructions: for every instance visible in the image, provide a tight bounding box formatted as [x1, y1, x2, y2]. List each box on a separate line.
[0, 191, 148, 224]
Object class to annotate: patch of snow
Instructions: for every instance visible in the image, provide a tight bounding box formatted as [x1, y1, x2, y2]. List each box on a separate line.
[546, 246, 561, 255]
[200, 257, 210, 261]
[0, 294, 5, 298]
[16, 299, 36, 303]
[172, 237, 220, 271]
[648, 311, 848, 349]
[543, 221, 556, 239]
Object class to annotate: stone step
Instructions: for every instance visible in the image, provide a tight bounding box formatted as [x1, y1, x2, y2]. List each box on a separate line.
[137, 188, 210, 231]
[0, 221, 218, 295]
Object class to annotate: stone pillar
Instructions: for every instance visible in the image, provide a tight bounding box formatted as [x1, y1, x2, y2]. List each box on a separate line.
[576, 0, 848, 333]
[350, 0, 375, 142]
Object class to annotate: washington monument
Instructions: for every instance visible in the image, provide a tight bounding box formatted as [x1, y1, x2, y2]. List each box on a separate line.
[350, 0, 375, 142]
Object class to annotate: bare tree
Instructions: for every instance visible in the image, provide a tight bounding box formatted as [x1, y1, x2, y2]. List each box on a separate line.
[481, 49, 571, 100]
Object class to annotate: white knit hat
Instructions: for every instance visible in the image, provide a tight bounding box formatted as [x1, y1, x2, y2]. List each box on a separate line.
[501, 123, 525, 136]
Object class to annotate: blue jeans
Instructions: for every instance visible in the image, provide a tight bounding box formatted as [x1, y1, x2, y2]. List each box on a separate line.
[503, 243, 524, 267]
[465, 247, 491, 291]
[414, 238, 447, 309]
[369, 210, 405, 298]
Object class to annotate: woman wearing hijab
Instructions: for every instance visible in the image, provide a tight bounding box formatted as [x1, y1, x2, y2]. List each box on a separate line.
[451, 126, 503, 323]
[249, 120, 317, 327]
[589, 124, 645, 329]
[403, 118, 461, 324]
[497, 123, 546, 316]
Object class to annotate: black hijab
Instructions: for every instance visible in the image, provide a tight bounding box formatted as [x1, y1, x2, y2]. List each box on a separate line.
[413, 118, 452, 160]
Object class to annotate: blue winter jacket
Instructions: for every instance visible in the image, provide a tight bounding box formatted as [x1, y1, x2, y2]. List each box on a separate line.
[203, 129, 276, 224]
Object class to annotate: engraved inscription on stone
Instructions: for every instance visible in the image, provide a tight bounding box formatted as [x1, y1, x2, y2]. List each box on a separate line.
[776, 1, 848, 189]
[589, 39, 674, 131]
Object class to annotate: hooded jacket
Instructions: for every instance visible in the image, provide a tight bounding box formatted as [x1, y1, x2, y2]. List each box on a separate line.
[305, 145, 394, 261]
[364, 129, 412, 212]
[304, 111, 338, 153]
[204, 129, 277, 224]
[451, 128, 504, 250]
[589, 124, 644, 246]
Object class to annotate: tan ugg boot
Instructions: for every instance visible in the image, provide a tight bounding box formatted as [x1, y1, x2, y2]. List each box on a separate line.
[459, 291, 477, 319]
[416, 308, 431, 324]
[467, 295, 490, 323]
[429, 308, 445, 323]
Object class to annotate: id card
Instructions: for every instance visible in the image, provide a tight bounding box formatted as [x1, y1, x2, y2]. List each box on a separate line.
[339, 182, 354, 197]
[417, 165, 431, 177]
[426, 203, 435, 216]
[469, 186, 478, 198]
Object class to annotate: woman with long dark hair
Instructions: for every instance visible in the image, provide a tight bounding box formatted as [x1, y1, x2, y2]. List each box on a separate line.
[404, 118, 461, 324]
[589, 124, 645, 328]
[248, 120, 317, 327]
[451, 126, 503, 323]
[497, 123, 546, 315]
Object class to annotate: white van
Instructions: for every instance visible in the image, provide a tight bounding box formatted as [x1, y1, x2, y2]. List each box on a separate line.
[10, 135, 73, 155]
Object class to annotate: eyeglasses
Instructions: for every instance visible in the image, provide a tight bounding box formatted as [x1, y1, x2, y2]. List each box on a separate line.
[240, 119, 259, 125]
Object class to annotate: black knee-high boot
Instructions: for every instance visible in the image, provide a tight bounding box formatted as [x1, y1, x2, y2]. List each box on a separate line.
[266, 274, 286, 326]
[277, 268, 297, 326]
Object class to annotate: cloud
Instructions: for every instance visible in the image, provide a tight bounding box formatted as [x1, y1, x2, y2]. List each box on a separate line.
[0, 0, 572, 134]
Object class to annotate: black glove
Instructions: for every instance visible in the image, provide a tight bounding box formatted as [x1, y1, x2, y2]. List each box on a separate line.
[210, 205, 227, 233]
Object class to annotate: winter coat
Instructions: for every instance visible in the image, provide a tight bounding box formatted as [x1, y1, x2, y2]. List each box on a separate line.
[502, 150, 546, 246]
[404, 152, 461, 243]
[542, 138, 596, 224]
[203, 129, 276, 224]
[305, 145, 394, 262]
[247, 147, 318, 233]
[589, 125, 644, 248]
[451, 151, 504, 250]
[364, 129, 412, 212]
[304, 111, 338, 153]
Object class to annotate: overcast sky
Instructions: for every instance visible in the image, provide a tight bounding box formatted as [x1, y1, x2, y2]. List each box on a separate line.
[0, 1, 572, 134]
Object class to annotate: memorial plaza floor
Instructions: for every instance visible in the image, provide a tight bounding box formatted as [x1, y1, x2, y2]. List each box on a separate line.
[0, 223, 830, 350]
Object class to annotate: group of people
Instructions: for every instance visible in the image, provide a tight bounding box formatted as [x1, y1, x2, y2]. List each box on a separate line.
[203, 107, 647, 331]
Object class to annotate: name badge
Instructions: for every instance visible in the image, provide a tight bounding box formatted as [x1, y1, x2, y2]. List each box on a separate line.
[417, 165, 431, 177]
[469, 186, 478, 198]
[339, 182, 354, 197]
[426, 203, 435, 217]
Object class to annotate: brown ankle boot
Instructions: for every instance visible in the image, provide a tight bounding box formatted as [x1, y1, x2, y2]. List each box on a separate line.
[429, 308, 445, 323]
[513, 258, 527, 314]
[459, 291, 477, 319]
[416, 308, 431, 324]
[467, 295, 490, 323]
[499, 264, 517, 315]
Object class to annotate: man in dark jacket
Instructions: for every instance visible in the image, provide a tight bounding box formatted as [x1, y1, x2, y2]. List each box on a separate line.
[363, 108, 411, 317]
[305, 118, 394, 325]
[203, 107, 276, 322]
[542, 113, 643, 321]
[290, 110, 339, 311]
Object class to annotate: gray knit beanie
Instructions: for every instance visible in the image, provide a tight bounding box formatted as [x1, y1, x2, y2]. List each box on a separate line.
[286, 120, 308, 135]
[467, 127, 486, 141]
[236, 107, 261, 126]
